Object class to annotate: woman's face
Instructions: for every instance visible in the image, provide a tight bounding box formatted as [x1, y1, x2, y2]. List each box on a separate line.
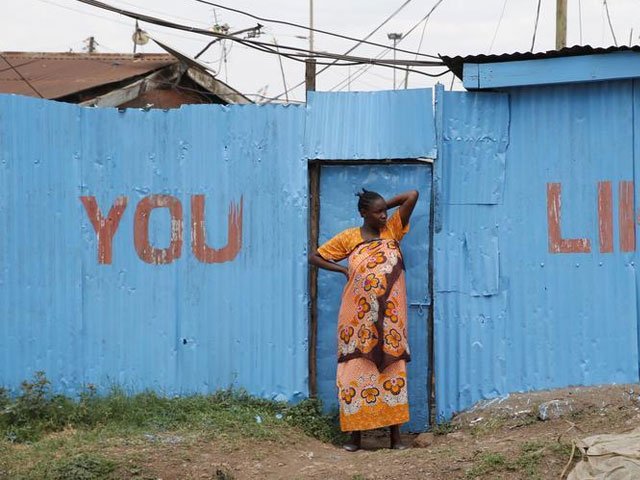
[360, 198, 388, 229]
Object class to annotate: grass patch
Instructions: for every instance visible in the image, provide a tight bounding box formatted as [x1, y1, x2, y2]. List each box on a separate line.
[0, 372, 342, 444]
[548, 440, 574, 457]
[466, 441, 553, 479]
[49, 453, 116, 480]
[514, 441, 545, 478]
[466, 452, 508, 478]
[0, 373, 344, 478]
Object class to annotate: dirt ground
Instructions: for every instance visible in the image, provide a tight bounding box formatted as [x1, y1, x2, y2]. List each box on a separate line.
[99, 384, 640, 479]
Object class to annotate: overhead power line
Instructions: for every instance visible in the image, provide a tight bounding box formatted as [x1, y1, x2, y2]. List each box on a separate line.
[73, 0, 442, 68]
[603, 0, 618, 47]
[329, 0, 448, 92]
[0, 53, 44, 98]
[530, 0, 542, 51]
[489, 0, 508, 53]
[578, 0, 584, 44]
[110, 0, 212, 28]
[269, 0, 426, 100]
[194, 24, 263, 59]
[74, 0, 444, 77]
[0, 59, 40, 75]
[191, 0, 438, 60]
[273, 37, 289, 103]
[36, 0, 209, 44]
[404, 13, 429, 89]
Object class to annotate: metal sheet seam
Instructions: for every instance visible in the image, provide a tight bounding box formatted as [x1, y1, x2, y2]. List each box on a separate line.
[433, 84, 445, 235]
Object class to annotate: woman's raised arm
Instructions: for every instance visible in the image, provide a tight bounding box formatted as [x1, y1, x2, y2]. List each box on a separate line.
[385, 190, 419, 227]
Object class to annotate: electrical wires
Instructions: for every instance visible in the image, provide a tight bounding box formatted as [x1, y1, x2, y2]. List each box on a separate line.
[0, 53, 44, 98]
[270, 0, 431, 100]
[578, 0, 584, 45]
[530, 0, 542, 51]
[603, 0, 618, 47]
[328, 0, 449, 92]
[191, 0, 439, 60]
[74, 0, 444, 72]
[489, 0, 508, 53]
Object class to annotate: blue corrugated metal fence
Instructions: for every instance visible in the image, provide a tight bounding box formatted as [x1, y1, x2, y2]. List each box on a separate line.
[2, 79, 640, 430]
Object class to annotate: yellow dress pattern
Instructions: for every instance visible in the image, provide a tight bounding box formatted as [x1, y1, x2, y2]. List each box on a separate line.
[318, 209, 411, 432]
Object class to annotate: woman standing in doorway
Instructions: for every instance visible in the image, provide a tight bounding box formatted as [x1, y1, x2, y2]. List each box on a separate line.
[309, 189, 419, 451]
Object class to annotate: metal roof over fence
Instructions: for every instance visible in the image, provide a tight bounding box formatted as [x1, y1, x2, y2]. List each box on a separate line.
[441, 45, 640, 80]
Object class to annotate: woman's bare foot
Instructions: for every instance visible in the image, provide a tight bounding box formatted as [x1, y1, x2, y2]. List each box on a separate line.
[390, 425, 408, 450]
[343, 431, 361, 452]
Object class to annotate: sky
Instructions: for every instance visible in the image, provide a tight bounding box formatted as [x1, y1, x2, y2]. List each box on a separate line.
[3, 0, 640, 102]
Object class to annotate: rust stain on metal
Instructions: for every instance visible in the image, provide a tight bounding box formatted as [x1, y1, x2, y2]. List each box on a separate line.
[619, 181, 635, 252]
[598, 181, 613, 253]
[134, 195, 183, 265]
[191, 195, 243, 264]
[80, 196, 128, 264]
[0, 52, 175, 99]
[547, 183, 591, 253]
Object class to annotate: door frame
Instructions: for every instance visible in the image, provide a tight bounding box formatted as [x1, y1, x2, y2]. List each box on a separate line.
[307, 158, 436, 425]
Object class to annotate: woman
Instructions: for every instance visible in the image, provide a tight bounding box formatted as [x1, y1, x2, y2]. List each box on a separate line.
[309, 188, 419, 451]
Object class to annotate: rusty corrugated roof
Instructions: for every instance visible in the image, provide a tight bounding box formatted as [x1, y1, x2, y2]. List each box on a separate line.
[441, 45, 640, 80]
[0, 52, 176, 99]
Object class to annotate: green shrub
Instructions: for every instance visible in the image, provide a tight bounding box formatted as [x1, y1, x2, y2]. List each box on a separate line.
[1, 371, 74, 442]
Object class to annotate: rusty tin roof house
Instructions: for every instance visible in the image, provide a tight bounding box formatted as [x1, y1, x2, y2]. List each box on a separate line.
[0, 48, 250, 108]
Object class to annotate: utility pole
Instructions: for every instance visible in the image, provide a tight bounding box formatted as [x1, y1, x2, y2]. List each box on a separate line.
[309, 0, 315, 53]
[307, 1, 315, 103]
[84, 36, 96, 53]
[556, 0, 567, 50]
[387, 33, 403, 90]
[305, 58, 316, 102]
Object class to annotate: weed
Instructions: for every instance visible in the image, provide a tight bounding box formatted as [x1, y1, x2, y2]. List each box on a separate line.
[548, 440, 573, 457]
[520, 440, 545, 454]
[214, 467, 235, 480]
[511, 412, 538, 428]
[1, 371, 75, 442]
[469, 417, 507, 437]
[465, 443, 547, 479]
[284, 398, 345, 443]
[0, 387, 9, 410]
[49, 453, 116, 480]
[465, 452, 507, 478]
[431, 420, 456, 436]
[515, 441, 544, 478]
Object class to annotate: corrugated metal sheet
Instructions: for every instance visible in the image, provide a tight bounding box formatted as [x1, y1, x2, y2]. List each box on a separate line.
[0, 52, 175, 98]
[442, 45, 640, 80]
[0, 95, 308, 400]
[305, 89, 436, 160]
[434, 80, 640, 420]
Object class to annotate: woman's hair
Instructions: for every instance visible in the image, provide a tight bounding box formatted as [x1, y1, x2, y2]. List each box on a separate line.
[356, 188, 384, 212]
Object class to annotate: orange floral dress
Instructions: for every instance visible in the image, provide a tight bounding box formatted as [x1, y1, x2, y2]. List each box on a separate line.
[318, 209, 410, 432]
